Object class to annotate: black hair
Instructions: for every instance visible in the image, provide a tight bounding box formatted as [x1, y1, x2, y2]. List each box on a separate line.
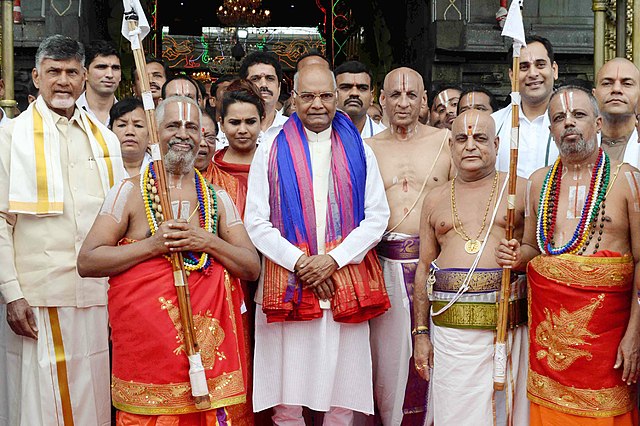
[457, 86, 499, 114]
[508, 35, 555, 68]
[161, 75, 201, 101]
[430, 83, 463, 108]
[334, 60, 373, 87]
[85, 40, 120, 67]
[108, 97, 144, 130]
[132, 55, 172, 83]
[201, 106, 218, 135]
[211, 75, 238, 97]
[220, 79, 265, 120]
[239, 51, 283, 82]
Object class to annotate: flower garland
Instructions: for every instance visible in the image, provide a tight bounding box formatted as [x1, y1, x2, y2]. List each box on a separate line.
[141, 163, 218, 271]
[536, 148, 610, 255]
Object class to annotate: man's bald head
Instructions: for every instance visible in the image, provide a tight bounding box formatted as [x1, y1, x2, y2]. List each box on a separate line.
[450, 110, 498, 174]
[382, 67, 424, 92]
[594, 57, 640, 119]
[380, 67, 426, 128]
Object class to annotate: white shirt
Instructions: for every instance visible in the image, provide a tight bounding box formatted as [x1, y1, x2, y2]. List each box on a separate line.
[596, 129, 640, 167]
[216, 109, 288, 151]
[76, 92, 117, 127]
[0, 108, 11, 128]
[492, 103, 559, 178]
[245, 124, 390, 284]
[360, 115, 386, 139]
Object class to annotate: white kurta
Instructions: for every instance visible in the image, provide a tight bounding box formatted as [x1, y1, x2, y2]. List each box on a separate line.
[360, 115, 386, 139]
[245, 124, 390, 414]
[596, 129, 640, 167]
[492, 104, 559, 178]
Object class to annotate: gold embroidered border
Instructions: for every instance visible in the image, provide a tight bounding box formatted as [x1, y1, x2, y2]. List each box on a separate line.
[434, 270, 513, 292]
[48, 307, 75, 426]
[530, 254, 633, 288]
[527, 370, 635, 418]
[431, 299, 526, 329]
[112, 370, 245, 416]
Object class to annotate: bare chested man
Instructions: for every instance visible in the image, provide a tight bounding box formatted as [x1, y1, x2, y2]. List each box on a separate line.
[496, 86, 640, 424]
[413, 110, 529, 425]
[366, 67, 451, 425]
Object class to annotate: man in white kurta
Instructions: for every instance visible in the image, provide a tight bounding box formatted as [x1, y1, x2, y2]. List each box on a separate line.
[245, 65, 390, 425]
[0, 35, 124, 426]
[492, 36, 560, 178]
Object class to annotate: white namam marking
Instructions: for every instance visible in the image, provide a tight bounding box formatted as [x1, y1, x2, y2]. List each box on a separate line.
[625, 171, 640, 212]
[566, 185, 586, 219]
[99, 180, 134, 223]
[217, 189, 243, 227]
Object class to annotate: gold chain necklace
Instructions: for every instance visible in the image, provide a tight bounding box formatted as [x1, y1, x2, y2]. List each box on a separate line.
[450, 171, 499, 254]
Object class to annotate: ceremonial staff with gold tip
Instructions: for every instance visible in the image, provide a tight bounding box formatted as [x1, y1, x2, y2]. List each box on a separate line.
[494, 0, 526, 391]
[121, 0, 211, 410]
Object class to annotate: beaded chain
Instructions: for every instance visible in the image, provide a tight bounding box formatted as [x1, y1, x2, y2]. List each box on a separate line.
[141, 163, 219, 271]
[536, 148, 610, 255]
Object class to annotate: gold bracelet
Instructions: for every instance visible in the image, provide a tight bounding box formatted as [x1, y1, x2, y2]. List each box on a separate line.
[411, 325, 430, 336]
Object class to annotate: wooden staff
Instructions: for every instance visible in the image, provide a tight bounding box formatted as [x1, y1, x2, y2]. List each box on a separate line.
[124, 7, 211, 410]
[493, 45, 521, 391]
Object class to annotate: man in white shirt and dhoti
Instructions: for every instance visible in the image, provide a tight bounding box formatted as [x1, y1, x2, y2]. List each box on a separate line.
[0, 35, 124, 425]
[245, 64, 391, 425]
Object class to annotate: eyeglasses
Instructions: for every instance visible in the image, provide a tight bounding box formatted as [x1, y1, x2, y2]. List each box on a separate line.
[294, 90, 336, 104]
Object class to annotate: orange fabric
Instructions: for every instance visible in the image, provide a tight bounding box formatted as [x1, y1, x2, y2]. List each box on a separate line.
[201, 162, 243, 214]
[530, 402, 638, 426]
[108, 256, 247, 415]
[527, 253, 636, 417]
[263, 247, 390, 323]
[116, 409, 221, 426]
[213, 148, 250, 217]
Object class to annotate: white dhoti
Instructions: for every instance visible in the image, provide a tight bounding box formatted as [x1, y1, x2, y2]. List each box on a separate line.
[369, 233, 426, 426]
[4, 306, 110, 426]
[430, 325, 528, 426]
[0, 304, 9, 425]
[428, 268, 529, 426]
[253, 307, 374, 415]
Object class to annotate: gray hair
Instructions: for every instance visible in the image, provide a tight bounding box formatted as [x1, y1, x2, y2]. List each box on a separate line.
[155, 95, 202, 127]
[293, 69, 337, 92]
[35, 35, 85, 71]
[548, 85, 600, 118]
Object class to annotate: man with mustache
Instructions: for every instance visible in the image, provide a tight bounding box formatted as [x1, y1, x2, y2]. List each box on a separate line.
[239, 51, 288, 146]
[0, 35, 125, 425]
[78, 95, 260, 424]
[497, 86, 640, 425]
[594, 57, 640, 165]
[366, 67, 453, 425]
[335, 60, 385, 138]
[492, 35, 559, 178]
[133, 55, 170, 107]
[77, 40, 121, 126]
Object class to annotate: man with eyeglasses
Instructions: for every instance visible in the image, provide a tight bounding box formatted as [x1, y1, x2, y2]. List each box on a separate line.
[239, 51, 288, 147]
[366, 67, 453, 425]
[335, 60, 386, 138]
[246, 64, 391, 425]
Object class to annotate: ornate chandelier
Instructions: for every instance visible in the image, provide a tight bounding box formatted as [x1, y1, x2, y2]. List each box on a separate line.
[217, 0, 271, 27]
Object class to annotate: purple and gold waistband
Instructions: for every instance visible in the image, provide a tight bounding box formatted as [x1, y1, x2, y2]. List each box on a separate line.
[377, 236, 420, 260]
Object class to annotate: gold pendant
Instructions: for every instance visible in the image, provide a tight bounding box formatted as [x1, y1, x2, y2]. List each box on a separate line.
[465, 239, 481, 254]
